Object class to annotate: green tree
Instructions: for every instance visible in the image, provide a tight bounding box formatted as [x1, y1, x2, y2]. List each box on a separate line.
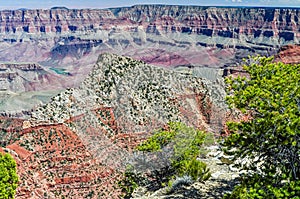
[0, 152, 18, 199]
[223, 56, 300, 198]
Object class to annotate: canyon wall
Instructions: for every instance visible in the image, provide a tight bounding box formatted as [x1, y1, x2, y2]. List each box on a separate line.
[0, 5, 299, 68]
[114, 5, 300, 42]
[1, 6, 299, 43]
[0, 5, 299, 113]
[0, 6, 298, 197]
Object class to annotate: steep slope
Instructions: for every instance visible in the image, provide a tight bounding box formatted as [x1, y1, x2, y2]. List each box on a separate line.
[0, 54, 224, 198]
[31, 53, 216, 131]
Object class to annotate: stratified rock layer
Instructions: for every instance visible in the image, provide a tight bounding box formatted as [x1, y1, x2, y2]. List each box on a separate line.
[1, 5, 298, 114]
[0, 5, 299, 69]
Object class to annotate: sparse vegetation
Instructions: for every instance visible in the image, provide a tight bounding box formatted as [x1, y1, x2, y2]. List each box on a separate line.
[223, 56, 300, 198]
[118, 165, 149, 199]
[120, 122, 211, 197]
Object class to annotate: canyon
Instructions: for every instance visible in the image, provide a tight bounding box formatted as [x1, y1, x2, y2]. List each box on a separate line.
[1, 5, 299, 67]
[0, 5, 299, 113]
[1, 53, 224, 198]
[0, 4, 299, 198]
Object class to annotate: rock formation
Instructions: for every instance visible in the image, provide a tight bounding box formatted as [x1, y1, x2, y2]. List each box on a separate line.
[31, 53, 219, 131]
[0, 53, 226, 198]
[0, 5, 298, 114]
[0, 5, 299, 198]
[275, 44, 300, 64]
[0, 5, 299, 69]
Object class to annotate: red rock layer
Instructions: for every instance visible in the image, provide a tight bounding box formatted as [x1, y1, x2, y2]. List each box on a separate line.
[0, 9, 115, 33]
[2, 121, 123, 198]
[1, 108, 128, 199]
[275, 44, 300, 64]
[1, 6, 299, 42]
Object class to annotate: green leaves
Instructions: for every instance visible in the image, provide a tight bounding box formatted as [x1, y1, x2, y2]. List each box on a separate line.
[137, 122, 211, 187]
[175, 158, 211, 181]
[0, 153, 18, 199]
[136, 123, 178, 152]
[223, 56, 300, 198]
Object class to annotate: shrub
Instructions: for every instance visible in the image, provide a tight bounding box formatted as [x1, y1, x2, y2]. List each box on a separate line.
[0, 152, 19, 199]
[224, 177, 300, 199]
[136, 122, 211, 189]
[168, 175, 193, 193]
[118, 165, 149, 199]
[120, 122, 212, 197]
[223, 56, 300, 198]
[136, 128, 176, 152]
[175, 158, 211, 181]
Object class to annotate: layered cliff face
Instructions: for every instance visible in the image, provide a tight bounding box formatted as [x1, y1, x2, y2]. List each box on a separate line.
[0, 5, 299, 69]
[114, 5, 299, 41]
[1, 6, 299, 42]
[0, 5, 298, 113]
[0, 9, 114, 33]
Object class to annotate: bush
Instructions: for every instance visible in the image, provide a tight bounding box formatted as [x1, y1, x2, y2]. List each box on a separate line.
[224, 177, 300, 199]
[0, 152, 19, 199]
[223, 56, 300, 198]
[175, 158, 210, 181]
[119, 122, 211, 197]
[118, 165, 143, 199]
[137, 122, 211, 185]
[168, 175, 193, 193]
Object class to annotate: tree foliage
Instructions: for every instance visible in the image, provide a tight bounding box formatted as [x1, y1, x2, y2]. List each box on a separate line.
[223, 56, 300, 198]
[0, 152, 18, 199]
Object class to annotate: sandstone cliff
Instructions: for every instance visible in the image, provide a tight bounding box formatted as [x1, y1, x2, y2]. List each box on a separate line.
[1, 6, 299, 43]
[0, 5, 298, 69]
